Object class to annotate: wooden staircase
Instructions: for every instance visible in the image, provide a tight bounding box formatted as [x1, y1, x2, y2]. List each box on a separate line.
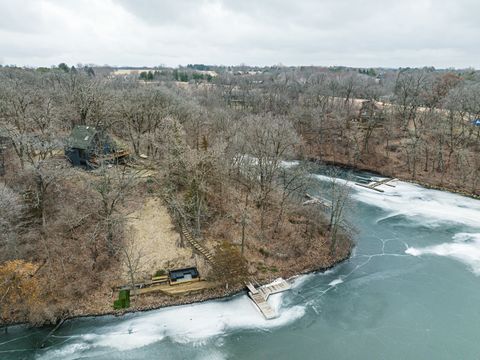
[180, 225, 215, 264]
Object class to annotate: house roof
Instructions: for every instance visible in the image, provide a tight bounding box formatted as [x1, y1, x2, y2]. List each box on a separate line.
[68, 125, 98, 150]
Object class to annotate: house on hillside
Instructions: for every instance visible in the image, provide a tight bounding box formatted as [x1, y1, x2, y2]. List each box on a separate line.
[358, 100, 384, 123]
[65, 125, 127, 168]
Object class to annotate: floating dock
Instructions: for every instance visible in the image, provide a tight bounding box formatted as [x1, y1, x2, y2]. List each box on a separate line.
[247, 278, 291, 319]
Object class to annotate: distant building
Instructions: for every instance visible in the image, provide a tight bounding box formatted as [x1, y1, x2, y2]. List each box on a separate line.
[358, 100, 384, 123]
[472, 118, 480, 127]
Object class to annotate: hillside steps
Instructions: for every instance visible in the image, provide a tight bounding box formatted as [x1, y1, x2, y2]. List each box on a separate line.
[180, 225, 215, 264]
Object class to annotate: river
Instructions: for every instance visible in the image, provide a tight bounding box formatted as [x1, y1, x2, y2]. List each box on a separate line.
[1, 168, 480, 359]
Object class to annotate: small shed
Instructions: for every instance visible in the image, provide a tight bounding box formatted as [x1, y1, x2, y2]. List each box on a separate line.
[65, 125, 114, 167]
[168, 267, 200, 285]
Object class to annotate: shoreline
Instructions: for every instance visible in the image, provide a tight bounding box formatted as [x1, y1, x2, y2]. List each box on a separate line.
[311, 158, 480, 200]
[1, 250, 352, 329]
[4, 160, 478, 330]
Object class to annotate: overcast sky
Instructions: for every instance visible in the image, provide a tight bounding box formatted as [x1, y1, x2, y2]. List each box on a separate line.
[0, 0, 478, 68]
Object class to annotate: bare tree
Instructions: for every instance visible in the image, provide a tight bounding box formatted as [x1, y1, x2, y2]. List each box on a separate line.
[273, 164, 310, 234]
[55, 70, 113, 128]
[239, 114, 299, 233]
[0, 69, 37, 169]
[122, 234, 150, 298]
[21, 135, 65, 229]
[325, 168, 353, 256]
[394, 69, 430, 131]
[119, 88, 175, 156]
[92, 164, 140, 255]
[0, 184, 24, 260]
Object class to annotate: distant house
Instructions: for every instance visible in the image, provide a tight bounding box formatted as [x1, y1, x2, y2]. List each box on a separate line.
[472, 119, 480, 127]
[65, 125, 118, 167]
[358, 100, 384, 123]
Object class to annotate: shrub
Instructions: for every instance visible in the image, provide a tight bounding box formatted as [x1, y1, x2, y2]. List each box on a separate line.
[259, 247, 270, 257]
[154, 269, 166, 277]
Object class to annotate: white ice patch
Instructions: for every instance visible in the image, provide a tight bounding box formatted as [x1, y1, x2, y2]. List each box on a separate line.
[38, 292, 304, 359]
[289, 273, 318, 290]
[314, 174, 480, 228]
[37, 343, 91, 359]
[406, 233, 480, 275]
[313, 174, 353, 187]
[235, 156, 298, 170]
[328, 278, 344, 286]
[280, 160, 300, 168]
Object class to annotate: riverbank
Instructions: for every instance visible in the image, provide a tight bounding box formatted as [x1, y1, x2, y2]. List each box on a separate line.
[0, 158, 354, 328]
[80, 243, 353, 320]
[1, 247, 352, 330]
[313, 157, 480, 200]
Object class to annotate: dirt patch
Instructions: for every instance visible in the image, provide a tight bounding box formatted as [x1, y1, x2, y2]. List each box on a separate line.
[122, 198, 194, 282]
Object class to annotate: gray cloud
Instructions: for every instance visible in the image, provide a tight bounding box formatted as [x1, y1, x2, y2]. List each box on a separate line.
[0, 0, 478, 68]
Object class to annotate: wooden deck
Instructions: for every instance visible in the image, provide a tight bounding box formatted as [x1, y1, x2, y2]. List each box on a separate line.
[247, 278, 291, 320]
[249, 292, 276, 319]
[90, 150, 130, 165]
[132, 280, 216, 297]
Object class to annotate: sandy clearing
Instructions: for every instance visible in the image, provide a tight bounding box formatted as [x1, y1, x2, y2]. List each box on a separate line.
[122, 198, 194, 282]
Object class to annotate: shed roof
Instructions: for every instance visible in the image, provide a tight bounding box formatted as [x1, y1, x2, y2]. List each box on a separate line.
[169, 267, 199, 280]
[68, 125, 97, 150]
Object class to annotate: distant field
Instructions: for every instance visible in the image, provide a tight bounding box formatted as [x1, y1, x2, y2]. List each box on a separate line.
[112, 68, 154, 76]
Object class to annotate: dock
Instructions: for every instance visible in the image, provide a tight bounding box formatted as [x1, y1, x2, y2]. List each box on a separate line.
[246, 278, 291, 319]
[355, 177, 397, 192]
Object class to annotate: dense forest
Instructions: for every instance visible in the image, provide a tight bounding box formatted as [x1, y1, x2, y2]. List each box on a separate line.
[0, 64, 478, 325]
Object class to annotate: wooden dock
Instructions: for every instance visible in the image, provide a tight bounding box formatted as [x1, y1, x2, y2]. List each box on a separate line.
[355, 178, 397, 192]
[247, 278, 291, 320]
